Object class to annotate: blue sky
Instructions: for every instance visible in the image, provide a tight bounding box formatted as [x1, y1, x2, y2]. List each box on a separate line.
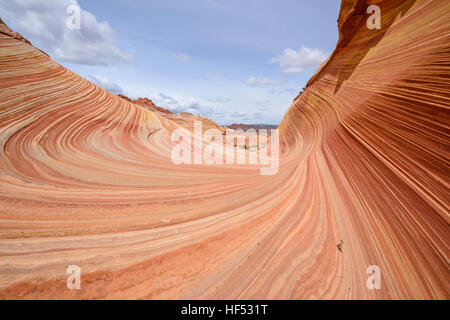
[0, 0, 340, 125]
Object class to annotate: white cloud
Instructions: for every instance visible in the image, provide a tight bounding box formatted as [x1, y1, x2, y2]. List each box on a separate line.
[246, 77, 279, 87]
[174, 52, 190, 62]
[88, 75, 123, 94]
[0, 0, 132, 66]
[154, 94, 213, 116]
[270, 46, 328, 74]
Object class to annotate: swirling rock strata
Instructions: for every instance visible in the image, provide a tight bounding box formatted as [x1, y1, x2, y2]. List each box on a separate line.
[0, 0, 448, 299]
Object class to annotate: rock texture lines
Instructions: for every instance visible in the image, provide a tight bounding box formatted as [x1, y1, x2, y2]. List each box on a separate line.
[0, 0, 449, 299]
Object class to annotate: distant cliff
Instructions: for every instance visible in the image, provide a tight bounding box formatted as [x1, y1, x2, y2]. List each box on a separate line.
[226, 123, 278, 131]
[0, 0, 448, 299]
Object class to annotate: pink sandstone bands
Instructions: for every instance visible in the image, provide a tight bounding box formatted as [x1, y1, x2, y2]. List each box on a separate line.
[117, 94, 226, 134]
[0, 0, 448, 299]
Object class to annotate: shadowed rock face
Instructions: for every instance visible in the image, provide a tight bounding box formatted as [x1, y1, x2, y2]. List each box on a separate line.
[131, 97, 174, 115]
[0, 0, 448, 299]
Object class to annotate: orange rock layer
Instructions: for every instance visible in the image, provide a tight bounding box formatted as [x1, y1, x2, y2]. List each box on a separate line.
[0, 0, 448, 299]
[124, 96, 174, 115]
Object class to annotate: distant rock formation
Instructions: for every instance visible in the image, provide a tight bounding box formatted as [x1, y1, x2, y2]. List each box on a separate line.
[116, 94, 224, 134]
[134, 97, 174, 115]
[0, 17, 31, 45]
[0, 0, 449, 299]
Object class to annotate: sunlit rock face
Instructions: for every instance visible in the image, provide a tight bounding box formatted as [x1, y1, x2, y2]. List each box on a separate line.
[129, 97, 174, 115]
[0, 0, 448, 299]
[278, 0, 449, 299]
[117, 94, 225, 134]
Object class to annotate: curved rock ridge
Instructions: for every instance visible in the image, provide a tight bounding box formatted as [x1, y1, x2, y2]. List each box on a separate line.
[0, 0, 449, 299]
[117, 95, 174, 115]
[278, 0, 449, 299]
[227, 124, 278, 131]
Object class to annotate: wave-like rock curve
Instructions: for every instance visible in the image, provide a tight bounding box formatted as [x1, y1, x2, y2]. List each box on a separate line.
[0, 0, 448, 299]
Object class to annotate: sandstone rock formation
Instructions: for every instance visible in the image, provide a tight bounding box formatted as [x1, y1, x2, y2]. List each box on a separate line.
[117, 94, 174, 115]
[117, 94, 225, 134]
[165, 112, 227, 134]
[0, 0, 448, 299]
